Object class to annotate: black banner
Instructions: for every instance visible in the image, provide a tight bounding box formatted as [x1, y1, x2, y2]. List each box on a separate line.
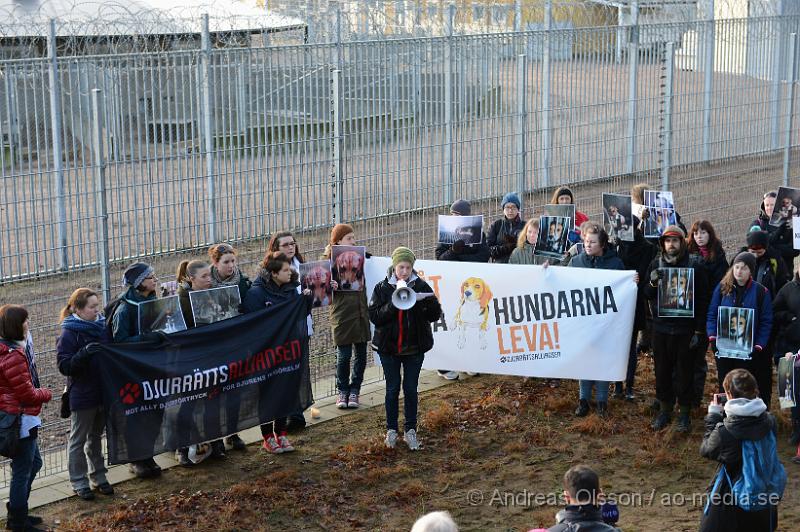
[96, 298, 312, 464]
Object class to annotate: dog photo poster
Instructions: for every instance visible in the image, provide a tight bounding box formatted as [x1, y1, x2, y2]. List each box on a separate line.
[534, 215, 571, 259]
[716, 306, 754, 359]
[778, 355, 797, 409]
[437, 215, 484, 245]
[188, 285, 242, 326]
[138, 295, 187, 335]
[771, 186, 800, 226]
[331, 245, 366, 292]
[602, 193, 633, 242]
[300, 260, 333, 307]
[657, 267, 694, 318]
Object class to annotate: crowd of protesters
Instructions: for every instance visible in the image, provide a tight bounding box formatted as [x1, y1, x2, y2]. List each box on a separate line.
[0, 184, 796, 531]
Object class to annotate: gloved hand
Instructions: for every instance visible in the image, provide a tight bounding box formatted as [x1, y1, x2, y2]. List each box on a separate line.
[452, 240, 466, 254]
[70, 346, 95, 376]
[709, 339, 718, 355]
[649, 268, 664, 284]
[689, 332, 703, 350]
[140, 331, 167, 343]
[504, 235, 516, 251]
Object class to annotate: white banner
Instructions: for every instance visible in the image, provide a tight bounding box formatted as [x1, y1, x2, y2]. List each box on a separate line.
[365, 258, 637, 381]
[793, 216, 800, 250]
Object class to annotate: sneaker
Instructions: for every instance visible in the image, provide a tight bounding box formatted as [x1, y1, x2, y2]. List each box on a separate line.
[262, 435, 283, 454]
[95, 482, 114, 496]
[404, 429, 421, 451]
[277, 433, 295, 453]
[625, 388, 635, 401]
[176, 448, 193, 467]
[548, 379, 560, 388]
[574, 399, 590, 417]
[336, 392, 348, 409]
[651, 412, 672, 431]
[225, 434, 247, 451]
[75, 487, 95, 501]
[596, 401, 608, 418]
[438, 371, 459, 380]
[465, 372, 478, 376]
[347, 393, 360, 408]
[675, 414, 691, 433]
[385, 429, 398, 449]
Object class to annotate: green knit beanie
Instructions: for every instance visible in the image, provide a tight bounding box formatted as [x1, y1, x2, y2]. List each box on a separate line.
[391, 246, 416, 267]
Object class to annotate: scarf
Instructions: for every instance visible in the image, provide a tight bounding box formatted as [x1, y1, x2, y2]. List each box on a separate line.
[61, 314, 106, 338]
[210, 265, 242, 288]
[23, 338, 40, 389]
[698, 245, 710, 260]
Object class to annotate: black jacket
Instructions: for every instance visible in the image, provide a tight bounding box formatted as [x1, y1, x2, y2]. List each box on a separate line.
[241, 271, 313, 315]
[487, 216, 525, 263]
[617, 223, 656, 331]
[435, 235, 490, 263]
[697, 244, 729, 294]
[751, 207, 798, 274]
[644, 250, 709, 335]
[546, 505, 620, 532]
[771, 279, 800, 354]
[699, 399, 779, 532]
[735, 245, 790, 298]
[368, 271, 442, 357]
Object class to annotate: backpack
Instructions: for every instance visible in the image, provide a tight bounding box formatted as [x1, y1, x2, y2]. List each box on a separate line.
[103, 293, 137, 337]
[705, 431, 787, 513]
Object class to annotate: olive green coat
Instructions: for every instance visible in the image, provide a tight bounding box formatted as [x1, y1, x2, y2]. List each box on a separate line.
[330, 289, 371, 346]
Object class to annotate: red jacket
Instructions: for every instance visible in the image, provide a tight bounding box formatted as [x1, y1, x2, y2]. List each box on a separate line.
[0, 342, 51, 415]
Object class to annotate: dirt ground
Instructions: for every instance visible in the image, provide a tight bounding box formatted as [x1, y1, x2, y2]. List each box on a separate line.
[37, 353, 800, 532]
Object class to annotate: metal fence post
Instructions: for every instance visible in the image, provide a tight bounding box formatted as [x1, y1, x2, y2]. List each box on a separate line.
[91, 89, 111, 306]
[443, 4, 454, 204]
[783, 33, 797, 186]
[625, 1, 639, 174]
[48, 19, 68, 271]
[771, 0, 786, 150]
[201, 14, 217, 243]
[701, 0, 715, 162]
[517, 54, 528, 204]
[331, 69, 344, 223]
[541, 0, 552, 189]
[660, 42, 675, 191]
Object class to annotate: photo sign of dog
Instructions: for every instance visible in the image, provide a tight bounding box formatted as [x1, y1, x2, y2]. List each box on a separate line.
[331, 245, 366, 292]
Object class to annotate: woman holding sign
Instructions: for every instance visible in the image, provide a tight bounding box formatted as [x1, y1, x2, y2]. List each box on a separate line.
[550, 186, 588, 231]
[368, 247, 442, 451]
[569, 222, 626, 418]
[707, 253, 774, 408]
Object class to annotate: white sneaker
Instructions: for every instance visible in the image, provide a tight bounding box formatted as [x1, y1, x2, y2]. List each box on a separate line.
[438, 371, 459, 380]
[347, 393, 359, 408]
[466, 372, 478, 376]
[404, 429, 421, 451]
[336, 392, 347, 409]
[384, 429, 398, 449]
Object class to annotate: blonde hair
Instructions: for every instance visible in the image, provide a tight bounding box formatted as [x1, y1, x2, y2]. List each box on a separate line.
[631, 183, 649, 204]
[60, 288, 99, 322]
[176, 260, 209, 285]
[516, 218, 540, 249]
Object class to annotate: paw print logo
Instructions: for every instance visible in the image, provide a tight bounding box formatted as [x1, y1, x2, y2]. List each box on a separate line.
[119, 382, 141, 405]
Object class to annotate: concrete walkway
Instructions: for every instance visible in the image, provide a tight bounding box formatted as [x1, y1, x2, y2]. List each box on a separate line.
[2, 368, 459, 516]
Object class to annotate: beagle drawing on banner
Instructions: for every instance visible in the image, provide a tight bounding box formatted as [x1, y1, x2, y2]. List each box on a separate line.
[454, 277, 493, 350]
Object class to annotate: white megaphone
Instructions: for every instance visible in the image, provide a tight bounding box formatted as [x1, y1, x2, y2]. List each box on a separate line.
[391, 279, 417, 310]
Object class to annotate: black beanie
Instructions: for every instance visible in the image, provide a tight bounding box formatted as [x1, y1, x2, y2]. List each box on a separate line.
[123, 262, 154, 288]
[746, 230, 769, 249]
[733, 252, 757, 276]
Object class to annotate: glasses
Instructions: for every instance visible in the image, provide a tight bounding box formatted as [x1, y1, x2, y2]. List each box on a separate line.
[144, 275, 158, 281]
[280, 242, 297, 248]
[747, 247, 765, 252]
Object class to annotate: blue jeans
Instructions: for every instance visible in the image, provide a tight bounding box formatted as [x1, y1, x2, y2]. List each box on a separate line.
[336, 343, 368, 394]
[9, 433, 42, 511]
[579, 380, 610, 402]
[379, 353, 424, 432]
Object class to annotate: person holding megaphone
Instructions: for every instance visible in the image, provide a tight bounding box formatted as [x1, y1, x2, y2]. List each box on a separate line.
[368, 247, 442, 451]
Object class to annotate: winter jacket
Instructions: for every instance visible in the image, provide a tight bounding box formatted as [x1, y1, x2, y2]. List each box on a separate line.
[177, 283, 197, 329]
[751, 204, 799, 274]
[699, 397, 779, 532]
[574, 210, 589, 230]
[706, 279, 773, 352]
[56, 316, 111, 411]
[509, 242, 548, 265]
[617, 221, 656, 331]
[110, 286, 157, 342]
[435, 235, 490, 263]
[241, 271, 313, 315]
[209, 266, 251, 301]
[771, 279, 800, 354]
[487, 216, 526, 263]
[644, 250, 710, 335]
[734, 245, 789, 298]
[568, 246, 625, 271]
[696, 244, 729, 294]
[368, 270, 442, 357]
[546, 505, 620, 532]
[0, 341, 51, 416]
[329, 290, 371, 346]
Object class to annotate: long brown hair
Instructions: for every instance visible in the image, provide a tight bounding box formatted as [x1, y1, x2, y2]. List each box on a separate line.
[268, 231, 305, 263]
[687, 220, 722, 261]
[59, 288, 98, 322]
[176, 260, 209, 285]
[718, 262, 752, 296]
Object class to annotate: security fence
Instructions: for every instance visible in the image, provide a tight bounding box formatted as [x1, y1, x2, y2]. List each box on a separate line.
[1, 7, 800, 488]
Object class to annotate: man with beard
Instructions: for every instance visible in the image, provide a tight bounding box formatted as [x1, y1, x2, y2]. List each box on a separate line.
[644, 226, 709, 433]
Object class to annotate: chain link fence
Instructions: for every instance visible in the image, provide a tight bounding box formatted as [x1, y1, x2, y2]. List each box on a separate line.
[1, 1, 800, 489]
